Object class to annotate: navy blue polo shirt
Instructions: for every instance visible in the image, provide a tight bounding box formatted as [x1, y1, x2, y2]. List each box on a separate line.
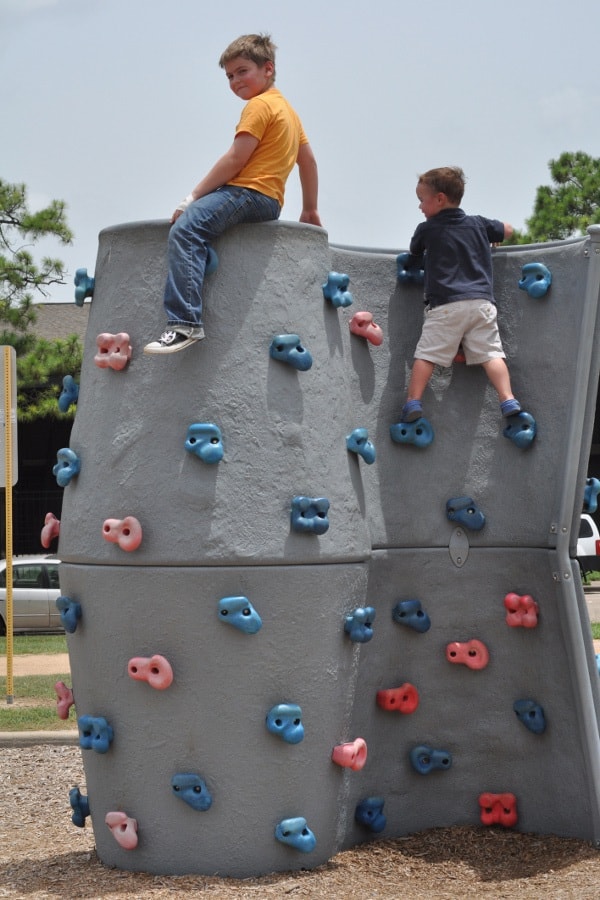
[407, 208, 505, 308]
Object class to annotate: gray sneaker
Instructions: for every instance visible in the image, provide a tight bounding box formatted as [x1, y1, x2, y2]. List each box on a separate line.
[144, 326, 205, 355]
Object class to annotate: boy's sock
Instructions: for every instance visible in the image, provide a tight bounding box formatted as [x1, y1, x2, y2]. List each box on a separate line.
[500, 398, 522, 417]
[401, 400, 423, 422]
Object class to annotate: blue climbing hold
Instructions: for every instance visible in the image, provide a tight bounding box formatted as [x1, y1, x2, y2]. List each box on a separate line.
[69, 787, 90, 827]
[503, 411, 537, 449]
[205, 245, 219, 275]
[346, 428, 376, 464]
[390, 418, 434, 448]
[409, 744, 452, 775]
[322, 272, 353, 308]
[58, 375, 79, 413]
[392, 598, 431, 633]
[291, 496, 330, 535]
[518, 262, 552, 298]
[218, 596, 262, 634]
[355, 796, 387, 833]
[513, 699, 546, 735]
[52, 448, 81, 487]
[266, 703, 305, 744]
[584, 477, 600, 514]
[446, 496, 485, 531]
[344, 606, 376, 643]
[269, 334, 313, 371]
[171, 773, 213, 811]
[74, 268, 95, 306]
[55, 596, 82, 633]
[275, 817, 317, 853]
[78, 715, 114, 753]
[185, 423, 224, 464]
[396, 251, 425, 285]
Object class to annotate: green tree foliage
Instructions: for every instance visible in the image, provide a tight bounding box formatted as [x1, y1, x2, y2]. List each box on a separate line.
[511, 151, 600, 244]
[0, 178, 82, 420]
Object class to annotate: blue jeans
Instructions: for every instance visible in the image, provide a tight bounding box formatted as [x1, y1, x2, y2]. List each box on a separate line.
[163, 186, 281, 327]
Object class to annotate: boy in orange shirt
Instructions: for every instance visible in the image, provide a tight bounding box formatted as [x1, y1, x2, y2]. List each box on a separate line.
[145, 33, 321, 354]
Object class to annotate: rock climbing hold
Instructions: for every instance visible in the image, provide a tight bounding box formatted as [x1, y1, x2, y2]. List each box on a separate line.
[392, 598, 431, 633]
[55, 680, 75, 718]
[446, 497, 485, 531]
[346, 428, 376, 464]
[69, 787, 90, 827]
[290, 496, 330, 535]
[513, 698, 546, 734]
[102, 516, 143, 552]
[94, 332, 132, 371]
[128, 654, 174, 690]
[78, 715, 114, 753]
[396, 251, 424, 285]
[504, 593, 539, 628]
[344, 606, 376, 643]
[355, 797, 386, 833]
[478, 792, 518, 827]
[218, 596, 263, 634]
[503, 411, 537, 449]
[390, 418, 434, 448]
[105, 811, 138, 849]
[376, 683, 419, 714]
[40, 512, 60, 549]
[409, 744, 452, 775]
[171, 773, 213, 811]
[331, 737, 368, 771]
[185, 423, 224, 464]
[58, 375, 79, 412]
[74, 268, 95, 306]
[269, 334, 313, 371]
[322, 272, 353, 308]
[584, 477, 600, 514]
[266, 702, 305, 744]
[275, 817, 316, 853]
[446, 639, 489, 670]
[349, 311, 383, 345]
[52, 447, 81, 487]
[518, 262, 552, 298]
[55, 596, 82, 634]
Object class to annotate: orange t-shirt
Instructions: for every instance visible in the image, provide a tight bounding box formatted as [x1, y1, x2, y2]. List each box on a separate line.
[228, 87, 308, 207]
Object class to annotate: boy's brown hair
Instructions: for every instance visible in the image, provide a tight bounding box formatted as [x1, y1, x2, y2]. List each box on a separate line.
[219, 33, 277, 79]
[418, 166, 466, 205]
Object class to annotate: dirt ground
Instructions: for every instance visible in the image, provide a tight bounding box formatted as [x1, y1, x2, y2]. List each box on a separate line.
[3, 654, 600, 898]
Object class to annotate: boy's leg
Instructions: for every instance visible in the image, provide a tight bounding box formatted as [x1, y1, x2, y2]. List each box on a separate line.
[481, 358, 521, 415]
[145, 187, 279, 354]
[402, 358, 435, 421]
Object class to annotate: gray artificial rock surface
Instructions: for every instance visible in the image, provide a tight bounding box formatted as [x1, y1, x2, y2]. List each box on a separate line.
[56, 219, 600, 875]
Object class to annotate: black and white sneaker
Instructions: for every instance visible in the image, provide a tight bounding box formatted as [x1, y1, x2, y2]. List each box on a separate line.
[143, 326, 205, 355]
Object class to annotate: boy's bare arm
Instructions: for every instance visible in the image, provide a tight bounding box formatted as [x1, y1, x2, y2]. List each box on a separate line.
[171, 133, 259, 222]
[297, 143, 322, 226]
[503, 222, 514, 240]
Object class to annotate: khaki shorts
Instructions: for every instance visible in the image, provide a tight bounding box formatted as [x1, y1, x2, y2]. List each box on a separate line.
[414, 299, 506, 366]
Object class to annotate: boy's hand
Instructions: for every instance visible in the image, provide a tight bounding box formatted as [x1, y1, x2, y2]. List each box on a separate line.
[300, 209, 322, 226]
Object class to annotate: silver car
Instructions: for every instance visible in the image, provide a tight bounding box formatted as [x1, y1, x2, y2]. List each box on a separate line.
[0, 556, 63, 634]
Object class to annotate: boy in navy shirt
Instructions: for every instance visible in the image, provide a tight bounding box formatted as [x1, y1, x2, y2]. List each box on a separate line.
[401, 166, 521, 423]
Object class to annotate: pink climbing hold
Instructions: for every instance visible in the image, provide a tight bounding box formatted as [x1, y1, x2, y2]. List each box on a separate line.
[128, 654, 174, 690]
[331, 737, 368, 771]
[94, 332, 132, 371]
[376, 683, 419, 714]
[41, 512, 60, 549]
[503, 592, 539, 628]
[446, 639, 490, 670]
[349, 311, 383, 346]
[105, 811, 139, 849]
[102, 516, 143, 552]
[54, 681, 75, 719]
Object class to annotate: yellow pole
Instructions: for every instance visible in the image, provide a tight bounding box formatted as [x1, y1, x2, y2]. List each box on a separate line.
[4, 346, 14, 704]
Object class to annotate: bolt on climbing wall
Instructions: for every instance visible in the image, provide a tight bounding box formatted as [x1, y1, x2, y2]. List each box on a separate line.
[52, 219, 600, 876]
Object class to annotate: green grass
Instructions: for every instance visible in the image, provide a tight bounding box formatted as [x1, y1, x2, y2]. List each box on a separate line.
[0, 634, 67, 655]
[0, 672, 74, 731]
[591, 623, 600, 639]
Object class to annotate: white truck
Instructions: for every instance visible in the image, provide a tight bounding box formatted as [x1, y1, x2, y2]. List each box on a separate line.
[577, 513, 600, 576]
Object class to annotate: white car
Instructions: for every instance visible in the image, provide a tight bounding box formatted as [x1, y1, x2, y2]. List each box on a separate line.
[0, 556, 63, 634]
[577, 514, 600, 576]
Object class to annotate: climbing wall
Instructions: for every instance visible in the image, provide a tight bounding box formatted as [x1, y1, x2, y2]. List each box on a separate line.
[54, 219, 600, 876]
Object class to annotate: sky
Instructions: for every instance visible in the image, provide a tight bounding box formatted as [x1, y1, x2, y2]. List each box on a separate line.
[2, 0, 600, 302]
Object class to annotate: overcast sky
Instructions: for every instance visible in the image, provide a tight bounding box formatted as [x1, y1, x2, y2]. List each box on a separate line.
[2, 0, 600, 302]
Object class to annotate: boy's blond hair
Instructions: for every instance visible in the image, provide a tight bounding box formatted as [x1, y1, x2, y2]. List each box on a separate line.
[418, 166, 466, 205]
[219, 33, 277, 79]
